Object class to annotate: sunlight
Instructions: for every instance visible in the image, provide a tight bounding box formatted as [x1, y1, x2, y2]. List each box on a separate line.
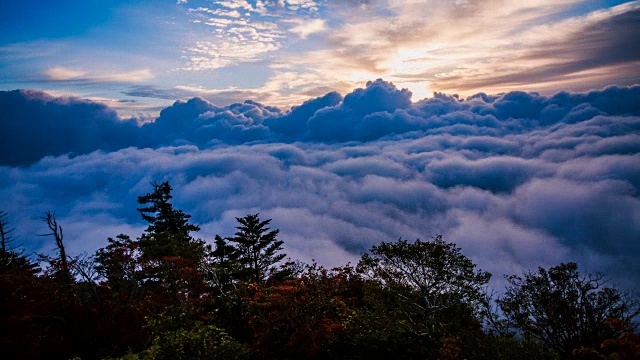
[397, 80, 432, 102]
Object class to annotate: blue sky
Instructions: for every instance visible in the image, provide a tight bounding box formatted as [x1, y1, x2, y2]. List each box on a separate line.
[2, 0, 639, 118]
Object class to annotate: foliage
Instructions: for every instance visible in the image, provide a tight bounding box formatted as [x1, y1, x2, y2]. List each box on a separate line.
[137, 181, 203, 261]
[246, 263, 361, 359]
[110, 320, 251, 360]
[571, 318, 640, 360]
[0, 210, 16, 253]
[134, 181, 211, 297]
[357, 236, 491, 334]
[3, 184, 640, 360]
[96, 234, 141, 292]
[498, 262, 640, 358]
[471, 335, 560, 360]
[213, 213, 289, 286]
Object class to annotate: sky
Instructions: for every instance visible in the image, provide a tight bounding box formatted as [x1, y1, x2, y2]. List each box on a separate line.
[1, 0, 639, 118]
[1, 0, 639, 289]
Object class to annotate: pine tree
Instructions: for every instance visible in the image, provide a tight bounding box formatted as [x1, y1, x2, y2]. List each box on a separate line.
[137, 181, 203, 262]
[0, 210, 38, 275]
[215, 214, 289, 285]
[0, 210, 15, 254]
[135, 181, 210, 295]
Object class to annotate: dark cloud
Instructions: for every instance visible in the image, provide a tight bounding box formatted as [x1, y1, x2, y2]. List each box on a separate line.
[6, 81, 640, 167]
[2, 80, 640, 289]
[425, 156, 553, 193]
[523, 9, 640, 78]
[265, 91, 342, 138]
[123, 85, 195, 100]
[0, 89, 140, 166]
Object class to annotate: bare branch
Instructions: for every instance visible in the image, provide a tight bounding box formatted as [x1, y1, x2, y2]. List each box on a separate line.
[39, 211, 71, 285]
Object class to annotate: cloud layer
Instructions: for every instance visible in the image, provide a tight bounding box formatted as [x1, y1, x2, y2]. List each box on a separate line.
[1, 80, 639, 289]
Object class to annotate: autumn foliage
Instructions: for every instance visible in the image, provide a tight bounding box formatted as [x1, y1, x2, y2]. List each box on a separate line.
[1, 182, 638, 360]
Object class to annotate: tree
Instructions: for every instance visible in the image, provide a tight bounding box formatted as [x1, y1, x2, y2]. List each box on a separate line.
[0, 210, 15, 253]
[95, 234, 141, 293]
[0, 210, 37, 275]
[137, 181, 203, 261]
[357, 236, 491, 320]
[214, 214, 289, 285]
[356, 236, 491, 357]
[246, 263, 360, 359]
[497, 262, 640, 358]
[39, 211, 72, 285]
[135, 181, 210, 296]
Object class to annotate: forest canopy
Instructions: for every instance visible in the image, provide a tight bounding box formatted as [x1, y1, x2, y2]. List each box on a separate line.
[1, 182, 638, 360]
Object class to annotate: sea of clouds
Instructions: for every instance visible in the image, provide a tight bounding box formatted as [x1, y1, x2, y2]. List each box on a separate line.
[1, 80, 639, 288]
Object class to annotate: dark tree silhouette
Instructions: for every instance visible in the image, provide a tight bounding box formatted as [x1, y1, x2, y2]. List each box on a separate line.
[39, 211, 71, 285]
[357, 236, 491, 319]
[498, 262, 640, 358]
[214, 214, 288, 285]
[135, 181, 210, 297]
[137, 181, 202, 260]
[0, 210, 15, 253]
[355, 235, 491, 358]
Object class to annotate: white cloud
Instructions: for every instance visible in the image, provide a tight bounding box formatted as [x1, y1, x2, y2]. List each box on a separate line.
[45, 67, 86, 81]
[185, 40, 280, 70]
[44, 67, 154, 83]
[286, 18, 326, 39]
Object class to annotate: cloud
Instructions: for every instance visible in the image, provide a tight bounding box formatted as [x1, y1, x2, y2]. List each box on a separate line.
[264, 91, 342, 138]
[286, 18, 326, 39]
[428, 3, 640, 94]
[4, 80, 640, 164]
[182, 1, 287, 70]
[250, 0, 640, 106]
[43, 66, 154, 83]
[123, 85, 196, 100]
[0, 89, 140, 166]
[45, 67, 86, 80]
[2, 81, 640, 289]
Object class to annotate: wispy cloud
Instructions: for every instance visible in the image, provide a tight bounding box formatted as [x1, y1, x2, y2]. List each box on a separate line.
[44, 67, 154, 83]
[45, 67, 86, 81]
[2, 0, 638, 118]
[250, 0, 640, 102]
[285, 18, 326, 39]
[182, 1, 285, 70]
[181, 0, 329, 71]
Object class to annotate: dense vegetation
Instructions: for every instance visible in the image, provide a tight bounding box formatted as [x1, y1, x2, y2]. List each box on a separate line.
[1, 183, 638, 360]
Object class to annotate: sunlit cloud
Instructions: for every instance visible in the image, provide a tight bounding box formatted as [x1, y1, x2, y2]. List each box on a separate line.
[182, 1, 286, 70]
[1, 0, 638, 116]
[285, 18, 326, 39]
[45, 67, 86, 81]
[244, 0, 637, 103]
[44, 67, 154, 83]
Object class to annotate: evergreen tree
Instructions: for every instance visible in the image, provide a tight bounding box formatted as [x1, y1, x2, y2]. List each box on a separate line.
[214, 214, 289, 285]
[137, 181, 203, 262]
[134, 181, 210, 295]
[0, 210, 38, 275]
[0, 210, 15, 253]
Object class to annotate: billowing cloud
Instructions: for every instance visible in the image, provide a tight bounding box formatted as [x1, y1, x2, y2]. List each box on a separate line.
[0, 89, 140, 166]
[1, 80, 639, 290]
